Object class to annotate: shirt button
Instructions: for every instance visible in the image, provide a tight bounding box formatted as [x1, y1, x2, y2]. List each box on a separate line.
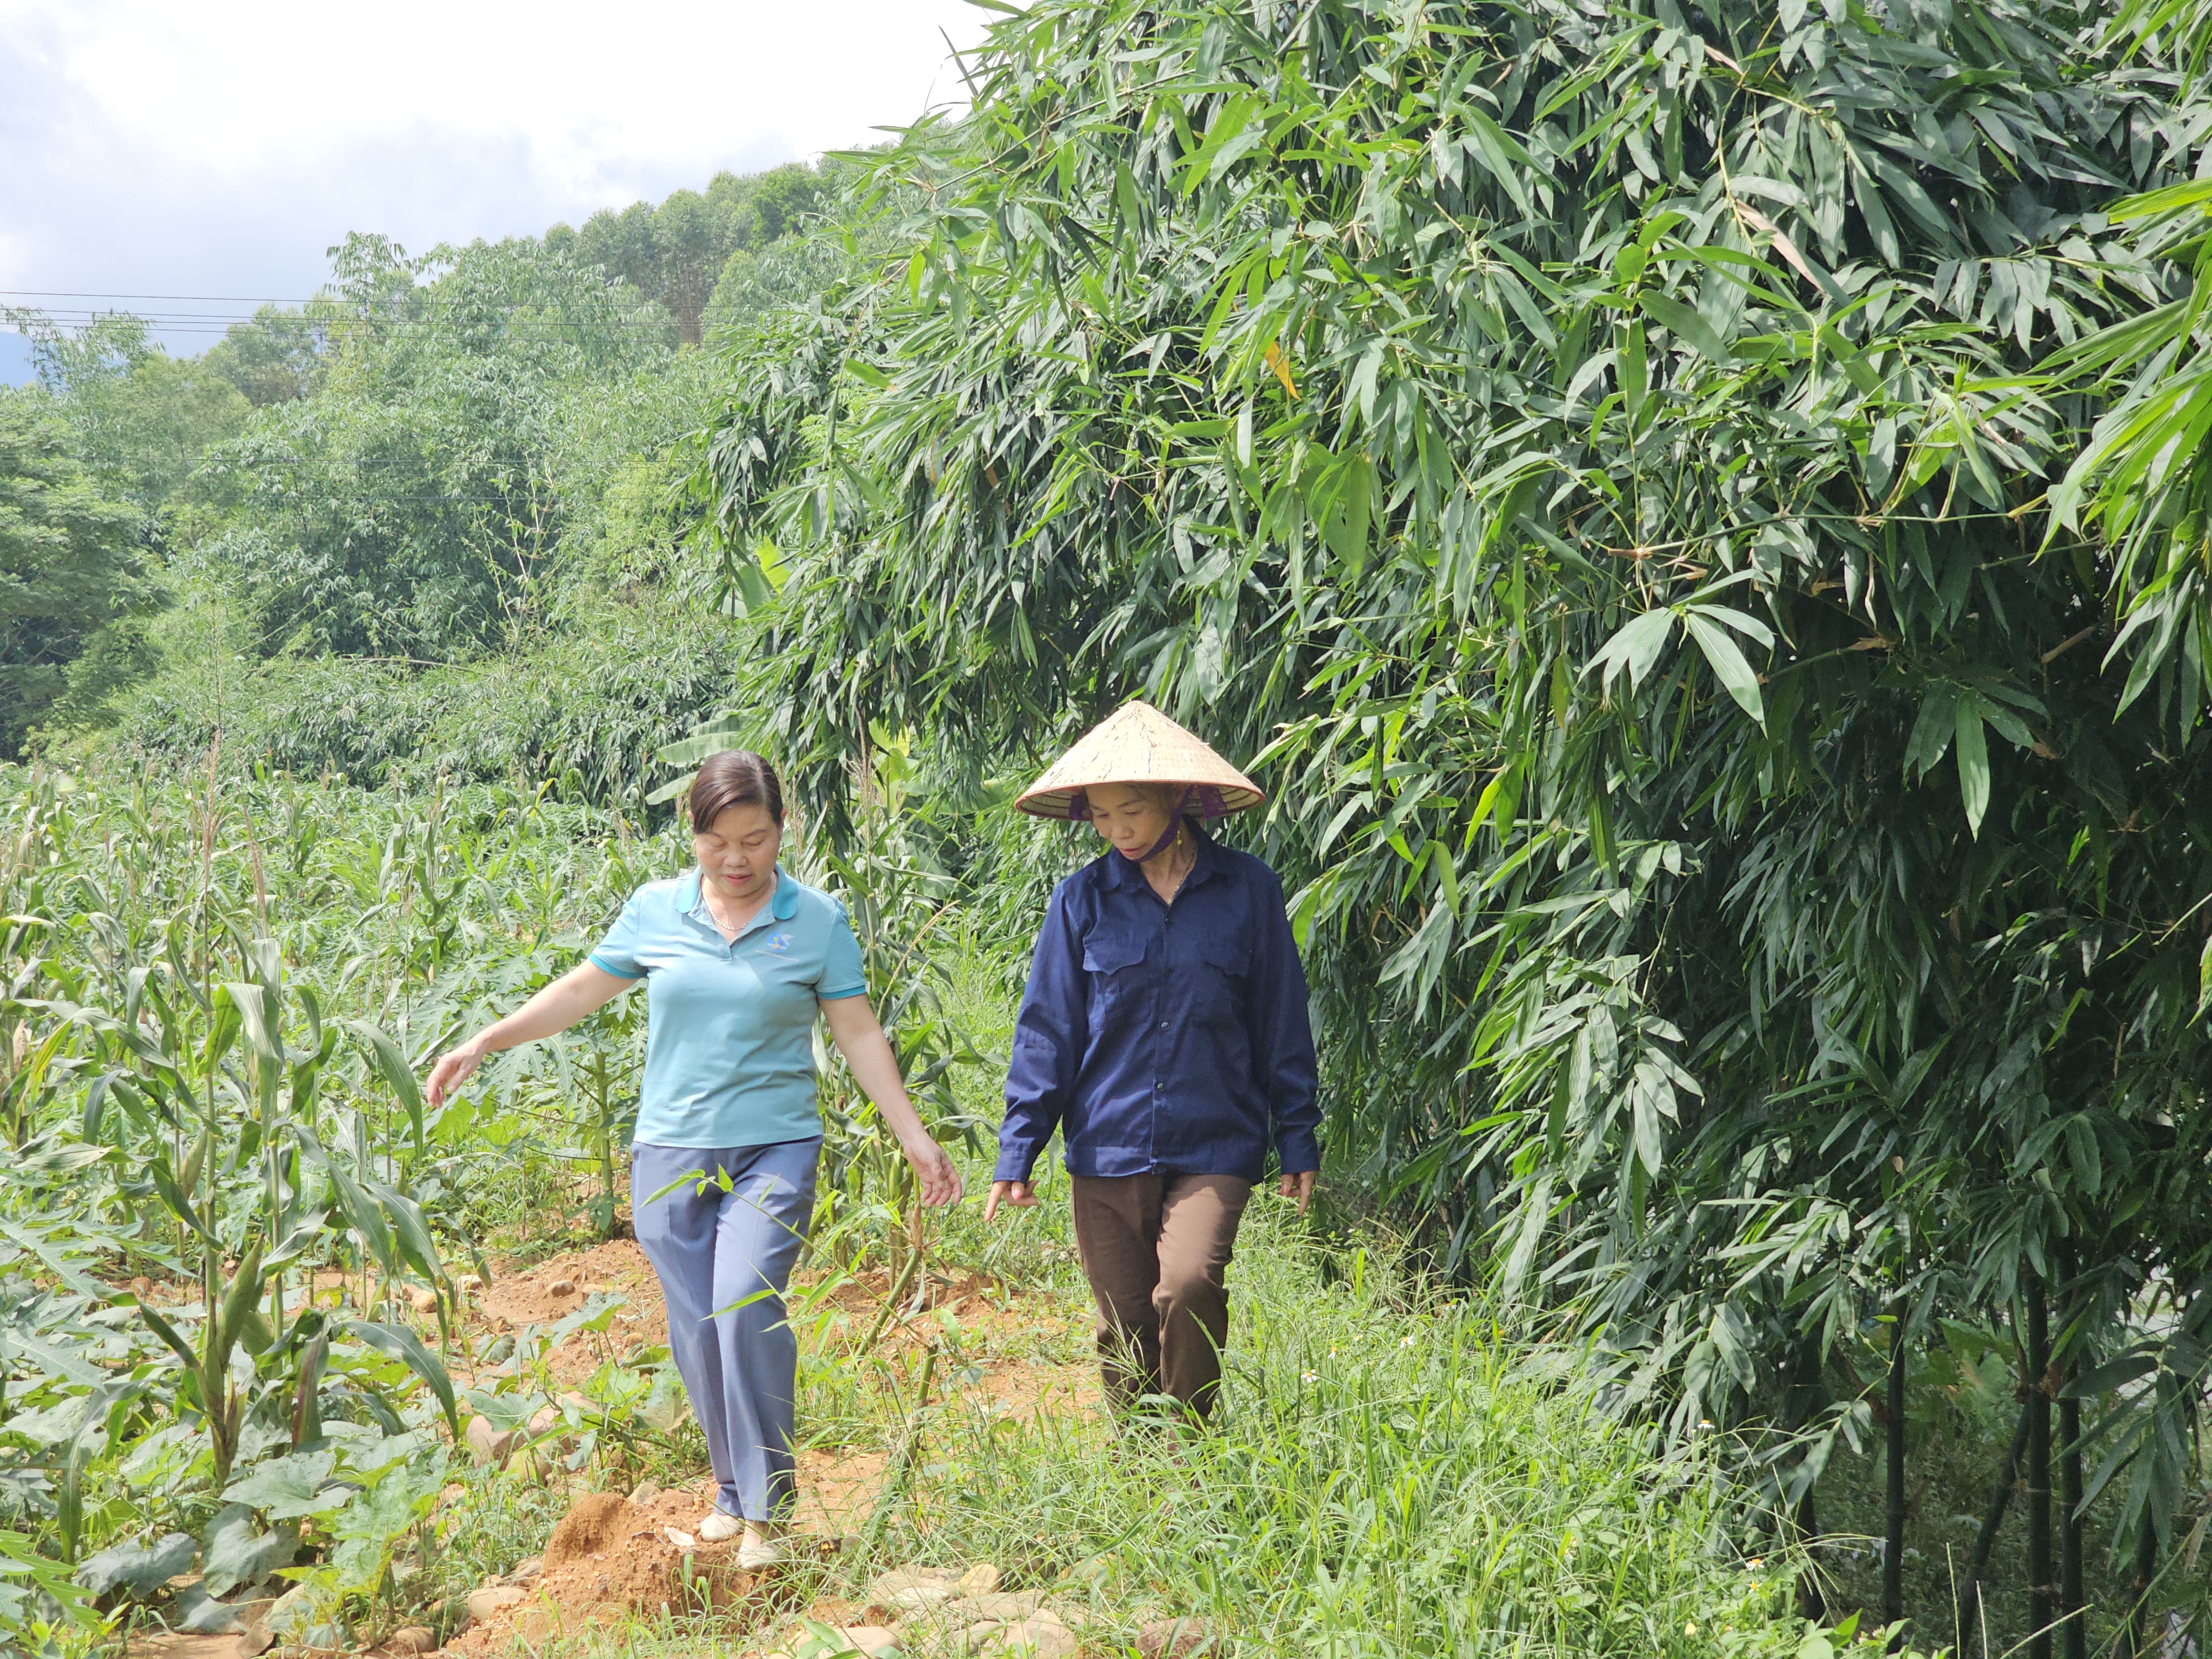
[1159, 1020, 1169, 1030]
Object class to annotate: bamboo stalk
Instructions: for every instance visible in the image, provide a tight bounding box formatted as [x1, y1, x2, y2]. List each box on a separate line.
[2060, 1388, 2084, 1659]
[1884, 1306, 1907, 1639]
[2125, 1516, 2159, 1659]
[1795, 1486, 1827, 1622]
[2026, 1279, 2054, 1659]
[1957, 1401, 2031, 1653]
[2058, 1247, 2085, 1659]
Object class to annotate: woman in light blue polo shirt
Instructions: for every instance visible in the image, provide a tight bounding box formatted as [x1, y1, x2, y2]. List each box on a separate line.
[425, 750, 962, 1567]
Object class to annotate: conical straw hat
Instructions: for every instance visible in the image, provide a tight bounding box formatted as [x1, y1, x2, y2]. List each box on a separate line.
[1015, 701, 1266, 820]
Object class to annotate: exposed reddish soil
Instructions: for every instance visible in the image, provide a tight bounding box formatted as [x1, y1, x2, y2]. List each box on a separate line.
[436, 1245, 1099, 1653]
[463, 1242, 1099, 1421]
[446, 1482, 817, 1653]
[123, 1634, 251, 1659]
[467, 1243, 666, 1385]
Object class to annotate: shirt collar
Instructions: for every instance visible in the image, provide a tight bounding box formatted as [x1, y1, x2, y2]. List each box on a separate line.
[682, 865, 798, 930]
[1103, 823, 1222, 893]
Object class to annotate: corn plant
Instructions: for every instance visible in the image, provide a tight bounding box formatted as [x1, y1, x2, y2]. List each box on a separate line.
[0, 758, 654, 1649]
[799, 730, 990, 1313]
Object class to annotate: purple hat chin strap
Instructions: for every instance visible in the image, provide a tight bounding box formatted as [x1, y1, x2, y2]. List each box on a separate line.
[1134, 817, 1186, 861]
[1063, 784, 1223, 864]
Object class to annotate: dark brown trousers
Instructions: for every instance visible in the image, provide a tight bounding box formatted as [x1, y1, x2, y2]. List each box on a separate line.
[1069, 1171, 1253, 1417]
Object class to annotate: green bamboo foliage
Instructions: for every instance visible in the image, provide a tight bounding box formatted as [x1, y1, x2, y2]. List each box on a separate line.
[693, 0, 2212, 1639]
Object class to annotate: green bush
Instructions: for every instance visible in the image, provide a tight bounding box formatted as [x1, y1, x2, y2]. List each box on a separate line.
[107, 598, 748, 808]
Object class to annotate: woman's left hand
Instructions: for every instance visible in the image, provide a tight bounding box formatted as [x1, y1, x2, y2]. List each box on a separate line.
[819, 997, 967, 1208]
[1279, 1169, 1317, 1215]
[904, 1136, 966, 1208]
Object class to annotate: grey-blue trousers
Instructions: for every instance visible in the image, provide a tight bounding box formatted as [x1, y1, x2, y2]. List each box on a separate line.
[631, 1138, 820, 1522]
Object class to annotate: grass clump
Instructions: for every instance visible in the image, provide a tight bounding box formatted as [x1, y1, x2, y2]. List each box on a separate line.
[786, 1206, 1895, 1659]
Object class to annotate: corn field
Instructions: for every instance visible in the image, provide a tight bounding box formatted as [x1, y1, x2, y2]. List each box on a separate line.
[0, 745, 993, 1655]
[0, 760, 622, 1635]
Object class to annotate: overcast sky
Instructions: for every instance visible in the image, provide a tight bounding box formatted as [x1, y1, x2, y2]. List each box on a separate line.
[1, 0, 992, 384]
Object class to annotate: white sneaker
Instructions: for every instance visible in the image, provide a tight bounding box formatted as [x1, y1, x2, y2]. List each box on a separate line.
[737, 1534, 792, 1571]
[697, 1510, 743, 1543]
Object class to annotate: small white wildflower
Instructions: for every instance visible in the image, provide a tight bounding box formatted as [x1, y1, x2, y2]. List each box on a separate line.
[1400, 1334, 1417, 1349]
[1684, 1621, 1698, 1636]
[1698, 1418, 1714, 1430]
[1301, 1369, 1317, 1384]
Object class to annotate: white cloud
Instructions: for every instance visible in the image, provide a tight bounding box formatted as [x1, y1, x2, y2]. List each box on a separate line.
[0, 0, 990, 379]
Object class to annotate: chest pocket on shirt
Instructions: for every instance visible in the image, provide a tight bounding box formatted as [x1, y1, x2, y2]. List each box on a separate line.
[1196, 935, 1251, 1025]
[1082, 930, 1150, 1000]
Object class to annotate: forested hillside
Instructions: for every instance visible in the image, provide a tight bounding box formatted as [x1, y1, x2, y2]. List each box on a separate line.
[0, 162, 844, 789]
[3, 3, 2209, 1656]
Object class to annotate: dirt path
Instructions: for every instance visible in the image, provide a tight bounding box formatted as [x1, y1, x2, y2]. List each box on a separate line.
[448, 1241, 1102, 1655]
[471, 1237, 1099, 1499]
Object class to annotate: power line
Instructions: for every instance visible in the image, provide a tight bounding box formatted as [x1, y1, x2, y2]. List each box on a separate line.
[8, 314, 695, 336]
[2, 290, 319, 304]
[9, 311, 681, 327]
[14, 330, 681, 340]
[10, 307, 677, 324]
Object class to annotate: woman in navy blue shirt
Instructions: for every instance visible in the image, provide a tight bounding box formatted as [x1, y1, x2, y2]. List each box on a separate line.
[985, 703, 1319, 1417]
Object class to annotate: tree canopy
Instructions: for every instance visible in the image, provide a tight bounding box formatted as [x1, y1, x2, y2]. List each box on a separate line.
[0, 398, 153, 755]
[196, 232, 681, 659]
[0, 162, 841, 698]
[548, 163, 832, 345]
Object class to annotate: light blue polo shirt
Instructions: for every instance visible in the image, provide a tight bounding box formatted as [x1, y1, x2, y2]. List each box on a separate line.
[588, 867, 867, 1148]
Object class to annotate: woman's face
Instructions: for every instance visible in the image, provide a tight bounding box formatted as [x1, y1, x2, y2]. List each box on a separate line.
[1088, 784, 1182, 860]
[695, 804, 781, 900]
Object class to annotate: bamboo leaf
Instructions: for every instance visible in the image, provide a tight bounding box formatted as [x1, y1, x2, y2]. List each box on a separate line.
[1954, 695, 1992, 836]
[1590, 610, 1675, 692]
[1501, 1175, 1554, 1300]
[1683, 612, 1766, 724]
[1639, 290, 1731, 364]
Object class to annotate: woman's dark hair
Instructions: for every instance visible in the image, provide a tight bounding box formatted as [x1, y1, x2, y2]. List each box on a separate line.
[687, 750, 785, 831]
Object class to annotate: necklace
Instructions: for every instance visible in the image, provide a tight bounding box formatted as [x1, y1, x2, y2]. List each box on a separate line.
[1149, 831, 1195, 901]
[703, 870, 773, 941]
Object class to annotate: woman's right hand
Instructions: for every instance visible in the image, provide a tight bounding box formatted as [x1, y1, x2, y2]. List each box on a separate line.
[983, 1180, 1035, 1222]
[419, 965, 630, 1112]
[424, 1037, 489, 1110]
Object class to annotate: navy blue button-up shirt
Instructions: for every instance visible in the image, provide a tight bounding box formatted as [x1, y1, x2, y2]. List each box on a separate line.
[996, 829, 1321, 1184]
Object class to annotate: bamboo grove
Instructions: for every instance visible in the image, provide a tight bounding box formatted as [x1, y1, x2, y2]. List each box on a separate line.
[692, 0, 2212, 1648]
